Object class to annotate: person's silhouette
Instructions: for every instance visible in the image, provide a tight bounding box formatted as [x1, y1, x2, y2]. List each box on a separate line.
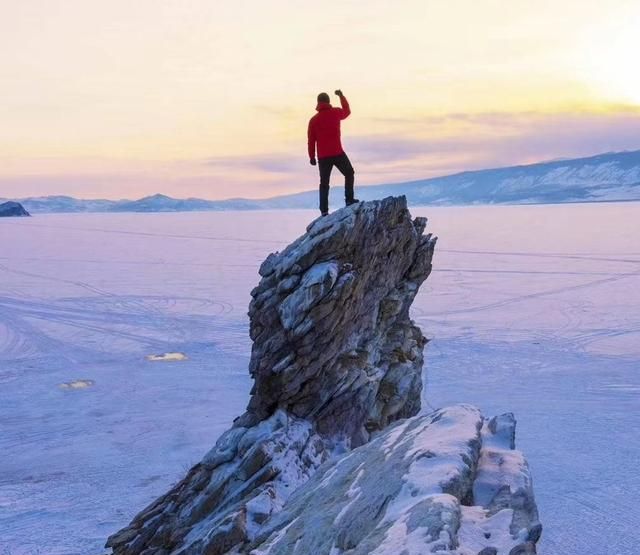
[307, 90, 359, 216]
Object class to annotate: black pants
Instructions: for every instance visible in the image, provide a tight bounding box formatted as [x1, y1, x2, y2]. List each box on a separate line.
[318, 153, 355, 214]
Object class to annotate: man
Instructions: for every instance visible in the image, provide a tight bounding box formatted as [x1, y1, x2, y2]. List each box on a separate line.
[308, 89, 359, 216]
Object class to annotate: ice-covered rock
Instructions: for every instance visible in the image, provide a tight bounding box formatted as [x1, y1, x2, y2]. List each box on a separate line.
[248, 405, 540, 555]
[107, 197, 540, 555]
[0, 201, 30, 217]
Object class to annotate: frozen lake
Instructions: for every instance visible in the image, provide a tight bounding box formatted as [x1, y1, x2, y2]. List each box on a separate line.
[1, 202, 639, 555]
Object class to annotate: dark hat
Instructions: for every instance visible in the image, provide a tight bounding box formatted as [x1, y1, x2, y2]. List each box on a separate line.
[317, 92, 330, 103]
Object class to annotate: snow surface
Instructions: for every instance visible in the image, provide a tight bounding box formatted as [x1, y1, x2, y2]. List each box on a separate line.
[0, 203, 639, 554]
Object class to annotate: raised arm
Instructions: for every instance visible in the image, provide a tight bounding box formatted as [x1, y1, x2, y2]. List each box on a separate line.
[336, 90, 350, 119]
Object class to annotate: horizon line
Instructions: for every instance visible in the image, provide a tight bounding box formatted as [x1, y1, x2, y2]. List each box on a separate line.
[3, 146, 639, 203]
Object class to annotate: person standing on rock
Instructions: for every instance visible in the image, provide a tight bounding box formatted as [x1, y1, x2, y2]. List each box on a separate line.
[308, 89, 359, 216]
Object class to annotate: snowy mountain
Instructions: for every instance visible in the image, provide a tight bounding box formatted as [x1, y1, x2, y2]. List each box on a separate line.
[263, 149, 640, 208]
[383, 149, 640, 204]
[2, 195, 117, 213]
[4, 149, 640, 213]
[0, 194, 263, 214]
[109, 193, 265, 212]
[0, 201, 30, 217]
[110, 193, 212, 212]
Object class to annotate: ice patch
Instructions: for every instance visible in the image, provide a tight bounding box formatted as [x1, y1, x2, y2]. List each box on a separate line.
[58, 379, 95, 390]
[145, 351, 188, 361]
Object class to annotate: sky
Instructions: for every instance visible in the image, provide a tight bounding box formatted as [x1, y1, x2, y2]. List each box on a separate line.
[2, 0, 640, 200]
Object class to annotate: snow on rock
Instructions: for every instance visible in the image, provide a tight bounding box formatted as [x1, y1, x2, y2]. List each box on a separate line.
[246, 405, 540, 555]
[106, 196, 540, 555]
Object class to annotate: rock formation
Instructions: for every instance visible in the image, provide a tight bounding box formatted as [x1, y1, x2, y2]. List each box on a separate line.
[107, 196, 540, 555]
[0, 201, 30, 217]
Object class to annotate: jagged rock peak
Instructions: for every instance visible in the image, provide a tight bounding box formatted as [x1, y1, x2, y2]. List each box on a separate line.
[106, 196, 437, 555]
[106, 197, 541, 555]
[242, 196, 437, 442]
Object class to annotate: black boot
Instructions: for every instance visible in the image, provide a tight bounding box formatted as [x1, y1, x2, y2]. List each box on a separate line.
[346, 198, 359, 206]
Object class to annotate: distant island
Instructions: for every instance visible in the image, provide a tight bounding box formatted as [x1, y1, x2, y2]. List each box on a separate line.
[0, 201, 30, 217]
[3, 149, 640, 214]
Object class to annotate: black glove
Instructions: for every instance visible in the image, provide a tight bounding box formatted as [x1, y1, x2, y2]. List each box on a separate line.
[334, 89, 343, 97]
[310, 158, 317, 166]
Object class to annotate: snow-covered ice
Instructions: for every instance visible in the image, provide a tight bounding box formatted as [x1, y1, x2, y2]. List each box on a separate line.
[0, 202, 639, 554]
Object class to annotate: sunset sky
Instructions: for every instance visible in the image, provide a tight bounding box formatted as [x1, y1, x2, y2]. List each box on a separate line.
[2, 0, 640, 200]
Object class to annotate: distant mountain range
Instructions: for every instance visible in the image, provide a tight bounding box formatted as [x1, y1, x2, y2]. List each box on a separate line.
[3, 150, 640, 213]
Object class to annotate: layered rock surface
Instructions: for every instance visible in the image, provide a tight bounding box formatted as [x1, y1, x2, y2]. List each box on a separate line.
[107, 197, 540, 555]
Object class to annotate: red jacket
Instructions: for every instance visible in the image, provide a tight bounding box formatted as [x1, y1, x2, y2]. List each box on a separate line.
[307, 96, 351, 160]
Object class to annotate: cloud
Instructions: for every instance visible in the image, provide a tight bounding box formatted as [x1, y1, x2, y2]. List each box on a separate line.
[355, 109, 640, 170]
[347, 136, 429, 163]
[205, 154, 301, 174]
[367, 104, 640, 129]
